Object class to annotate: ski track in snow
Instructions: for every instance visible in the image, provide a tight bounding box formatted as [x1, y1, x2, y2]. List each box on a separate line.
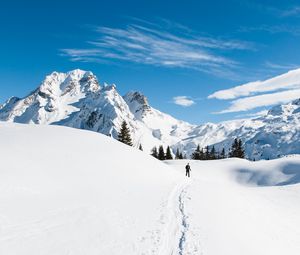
[157, 180, 202, 255]
[178, 188, 188, 255]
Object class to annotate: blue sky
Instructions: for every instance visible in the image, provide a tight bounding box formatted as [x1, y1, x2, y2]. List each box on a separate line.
[1, 0, 300, 124]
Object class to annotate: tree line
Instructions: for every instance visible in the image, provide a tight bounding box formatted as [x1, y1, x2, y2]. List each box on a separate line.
[117, 121, 245, 160]
[150, 146, 186, 160]
[191, 138, 244, 160]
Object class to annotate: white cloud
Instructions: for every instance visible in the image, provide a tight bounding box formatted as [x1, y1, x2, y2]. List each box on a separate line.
[217, 89, 300, 113]
[265, 61, 300, 70]
[209, 67, 300, 113]
[173, 96, 195, 107]
[60, 19, 253, 77]
[208, 68, 300, 100]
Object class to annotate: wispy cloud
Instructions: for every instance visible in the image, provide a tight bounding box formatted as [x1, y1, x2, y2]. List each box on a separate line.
[208, 68, 300, 100]
[173, 96, 195, 107]
[209, 68, 300, 113]
[60, 19, 254, 77]
[265, 61, 300, 70]
[217, 89, 300, 113]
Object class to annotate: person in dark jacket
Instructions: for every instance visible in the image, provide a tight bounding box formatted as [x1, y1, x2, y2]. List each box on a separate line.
[185, 163, 191, 177]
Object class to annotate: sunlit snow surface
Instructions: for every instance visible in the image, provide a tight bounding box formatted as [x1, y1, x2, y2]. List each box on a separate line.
[0, 122, 300, 254]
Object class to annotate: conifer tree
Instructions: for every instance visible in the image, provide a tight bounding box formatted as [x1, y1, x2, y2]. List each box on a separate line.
[118, 121, 133, 146]
[158, 145, 166, 160]
[229, 138, 245, 158]
[179, 152, 184, 159]
[210, 146, 216, 160]
[237, 139, 245, 158]
[220, 148, 226, 159]
[192, 145, 201, 160]
[229, 138, 238, 158]
[139, 144, 143, 151]
[199, 148, 204, 160]
[205, 145, 210, 160]
[175, 148, 180, 159]
[151, 146, 158, 158]
[165, 146, 173, 160]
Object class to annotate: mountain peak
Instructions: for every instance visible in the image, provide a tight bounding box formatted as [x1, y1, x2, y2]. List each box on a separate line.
[123, 91, 150, 119]
[102, 83, 117, 91]
[38, 69, 100, 99]
[267, 98, 300, 116]
[124, 91, 149, 105]
[67, 68, 91, 76]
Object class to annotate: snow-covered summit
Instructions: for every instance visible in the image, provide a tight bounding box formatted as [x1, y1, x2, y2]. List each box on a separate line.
[0, 69, 101, 124]
[267, 98, 300, 116]
[123, 91, 151, 120]
[40, 69, 100, 95]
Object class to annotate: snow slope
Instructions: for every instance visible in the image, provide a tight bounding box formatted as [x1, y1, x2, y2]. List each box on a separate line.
[0, 122, 181, 255]
[1, 69, 300, 159]
[1, 122, 300, 254]
[165, 159, 300, 255]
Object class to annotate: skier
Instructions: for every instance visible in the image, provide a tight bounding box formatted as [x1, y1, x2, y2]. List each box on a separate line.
[185, 163, 191, 177]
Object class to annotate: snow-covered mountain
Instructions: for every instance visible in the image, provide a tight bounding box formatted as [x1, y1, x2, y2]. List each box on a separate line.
[182, 99, 300, 160]
[0, 69, 194, 153]
[1, 69, 300, 160]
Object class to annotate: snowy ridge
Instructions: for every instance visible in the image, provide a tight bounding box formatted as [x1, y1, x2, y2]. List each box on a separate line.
[1, 69, 300, 159]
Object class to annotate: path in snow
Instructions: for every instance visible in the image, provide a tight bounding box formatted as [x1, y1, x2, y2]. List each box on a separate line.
[163, 159, 300, 255]
[157, 180, 202, 255]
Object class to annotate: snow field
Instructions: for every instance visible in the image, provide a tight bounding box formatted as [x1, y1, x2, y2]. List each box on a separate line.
[1, 122, 300, 254]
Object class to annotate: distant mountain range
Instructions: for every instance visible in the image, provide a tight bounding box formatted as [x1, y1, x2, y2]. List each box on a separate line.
[1, 69, 300, 160]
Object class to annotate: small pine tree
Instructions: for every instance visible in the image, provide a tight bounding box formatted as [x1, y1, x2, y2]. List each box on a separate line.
[229, 138, 245, 158]
[158, 145, 166, 160]
[139, 144, 143, 151]
[237, 139, 245, 158]
[118, 121, 133, 146]
[229, 138, 237, 158]
[151, 146, 158, 158]
[175, 148, 180, 159]
[165, 146, 173, 160]
[210, 146, 216, 160]
[205, 145, 210, 160]
[220, 148, 226, 159]
[192, 145, 201, 160]
[179, 152, 184, 159]
[199, 148, 204, 160]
